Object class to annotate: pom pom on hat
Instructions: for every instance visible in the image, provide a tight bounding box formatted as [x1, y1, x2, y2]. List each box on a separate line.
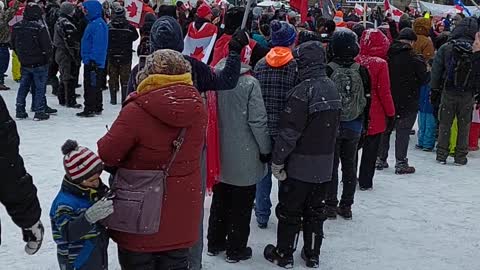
[62, 140, 103, 184]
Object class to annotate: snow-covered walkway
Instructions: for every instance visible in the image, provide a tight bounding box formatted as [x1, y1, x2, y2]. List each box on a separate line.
[1, 74, 479, 270]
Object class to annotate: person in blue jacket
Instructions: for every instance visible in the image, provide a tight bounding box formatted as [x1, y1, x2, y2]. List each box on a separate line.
[78, 0, 108, 117]
[417, 72, 437, 151]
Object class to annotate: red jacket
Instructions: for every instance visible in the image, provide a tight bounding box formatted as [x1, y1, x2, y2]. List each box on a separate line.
[355, 29, 395, 136]
[98, 82, 207, 252]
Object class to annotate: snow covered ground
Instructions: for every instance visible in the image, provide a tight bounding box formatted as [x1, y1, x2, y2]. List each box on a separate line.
[1, 65, 480, 270]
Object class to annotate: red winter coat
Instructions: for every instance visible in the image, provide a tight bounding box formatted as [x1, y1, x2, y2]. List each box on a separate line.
[97, 80, 207, 253]
[355, 29, 395, 136]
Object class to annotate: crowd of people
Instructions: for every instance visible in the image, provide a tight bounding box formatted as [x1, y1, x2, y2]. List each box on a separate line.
[1, 0, 480, 269]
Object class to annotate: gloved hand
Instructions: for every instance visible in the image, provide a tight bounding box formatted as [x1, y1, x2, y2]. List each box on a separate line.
[259, 153, 272, 164]
[22, 220, 44, 255]
[271, 163, 287, 181]
[430, 89, 441, 106]
[85, 199, 114, 224]
[386, 116, 395, 132]
[228, 28, 249, 54]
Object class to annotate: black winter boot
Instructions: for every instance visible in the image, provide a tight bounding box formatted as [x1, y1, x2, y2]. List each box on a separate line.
[226, 247, 252, 263]
[395, 161, 416, 175]
[301, 248, 319, 268]
[325, 205, 337, 220]
[110, 89, 117, 105]
[337, 206, 352, 220]
[375, 158, 389, 170]
[264, 244, 294, 269]
[33, 112, 50, 121]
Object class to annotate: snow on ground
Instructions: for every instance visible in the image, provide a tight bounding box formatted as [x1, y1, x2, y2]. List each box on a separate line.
[1, 66, 480, 270]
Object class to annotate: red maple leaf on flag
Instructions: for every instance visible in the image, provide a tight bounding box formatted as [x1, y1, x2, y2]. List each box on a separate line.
[392, 9, 403, 16]
[126, 2, 138, 18]
[191, 47, 205, 61]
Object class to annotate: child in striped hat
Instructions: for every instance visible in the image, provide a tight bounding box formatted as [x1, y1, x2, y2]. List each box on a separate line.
[49, 140, 113, 270]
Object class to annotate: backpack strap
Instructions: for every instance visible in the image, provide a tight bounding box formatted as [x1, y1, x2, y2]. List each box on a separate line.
[350, 62, 360, 70]
[327, 62, 340, 71]
[163, 128, 187, 174]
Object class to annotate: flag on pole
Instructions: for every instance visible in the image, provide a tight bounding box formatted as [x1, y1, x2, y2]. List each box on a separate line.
[384, 0, 404, 22]
[455, 0, 472, 15]
[182, 22, 218, 64]
[355, 3, 364, 16]
[290, 0, 308, 22]
[125, 0, 144, 26]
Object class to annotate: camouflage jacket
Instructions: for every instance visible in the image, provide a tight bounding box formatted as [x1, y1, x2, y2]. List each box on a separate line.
[0, 1, 20, 44]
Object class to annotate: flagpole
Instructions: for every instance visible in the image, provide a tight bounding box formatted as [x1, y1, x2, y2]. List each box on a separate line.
[363, 2, 367, 27]
[241, 0, 253, 29]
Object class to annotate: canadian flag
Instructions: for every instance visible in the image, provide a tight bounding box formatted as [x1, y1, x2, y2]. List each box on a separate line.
[182, 22, 218, 64]
[355, 3, 364, 16]
[124, 0, 143, 25]
[384, 0, 404, 22]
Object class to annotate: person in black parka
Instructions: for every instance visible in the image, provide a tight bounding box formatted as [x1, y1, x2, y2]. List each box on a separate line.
[0, 94, 44, 255]
[264, 41, 342, 269]
[379, 28, 427, 174]
[107, 6, 138, 104]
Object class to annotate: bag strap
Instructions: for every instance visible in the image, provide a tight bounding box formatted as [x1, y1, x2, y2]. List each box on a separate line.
[163, 128, 187, 174]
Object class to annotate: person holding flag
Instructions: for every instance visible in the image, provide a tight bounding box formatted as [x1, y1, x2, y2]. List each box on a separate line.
[182, 3, 217, 64]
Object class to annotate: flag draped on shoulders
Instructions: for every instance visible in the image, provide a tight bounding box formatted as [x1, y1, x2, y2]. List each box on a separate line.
[183, 22, 218, 64]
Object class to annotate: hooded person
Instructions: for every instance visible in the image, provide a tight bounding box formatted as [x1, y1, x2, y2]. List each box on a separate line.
[210, 7, 270, 68]
[11, 2, 53, 121]
[253, 20, 298, 229]
[137, 12, 157, 57]
[325, 29, 371, 219]
[413, 17, 435, 61]
[97, 49, 207, 270]
[107, 6, 139, 104]
[78, 0, 108, 117]
[378, 28, 427, 174]
[124, 15, 247, 270]
[264, 41, 342, 269]
[354, 29, 395, 189]
[126, 15, 247, 95]
[431, 17, 480, 165]
[53, 1, 83, 109]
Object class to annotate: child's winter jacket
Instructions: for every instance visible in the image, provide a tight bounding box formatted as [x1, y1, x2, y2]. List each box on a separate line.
[50, 177, 109, 270]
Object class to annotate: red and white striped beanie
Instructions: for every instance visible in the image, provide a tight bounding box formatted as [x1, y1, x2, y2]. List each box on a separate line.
[61, 140, 103, 184]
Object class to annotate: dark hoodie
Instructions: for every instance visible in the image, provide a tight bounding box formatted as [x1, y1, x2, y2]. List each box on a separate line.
[272, 41, 342, 184]
[388, 40, 427, 118]
[126, 16, 241, 96]
[108, 15, 139, 64]
[11, 3, 52, 67]
[431, 17, 479, 92]
[81, 0, 108, 68]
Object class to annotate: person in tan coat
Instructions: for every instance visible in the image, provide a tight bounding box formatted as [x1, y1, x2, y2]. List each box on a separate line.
[413, 17, 435, 61]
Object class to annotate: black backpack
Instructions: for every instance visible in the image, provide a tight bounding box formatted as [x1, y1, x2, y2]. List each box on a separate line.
[444, 40, 473, 90]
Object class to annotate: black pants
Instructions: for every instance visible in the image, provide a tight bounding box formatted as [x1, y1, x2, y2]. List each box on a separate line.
[207, 182, 255, 257]
[378, 113, 417, 166]
[83, 64, 104, 113]
[118, 247, 189, 270]
[276, 179, 328, 257]
[47, 47, 59, 94]
[357, 134, 382, 189]
[56, 49, 79, 106]
[326, 127, 360, 208]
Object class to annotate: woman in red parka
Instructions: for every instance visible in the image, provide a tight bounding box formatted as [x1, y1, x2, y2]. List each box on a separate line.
[97, 49, 207, 269]
[355, 29, 395, 190]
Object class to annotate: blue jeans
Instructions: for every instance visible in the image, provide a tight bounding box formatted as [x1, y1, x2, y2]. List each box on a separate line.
[0, 46, 9, 84]
[418, 112, 437, 149]
[16, 65, 48, 113]
[255, 167, 272, 225]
